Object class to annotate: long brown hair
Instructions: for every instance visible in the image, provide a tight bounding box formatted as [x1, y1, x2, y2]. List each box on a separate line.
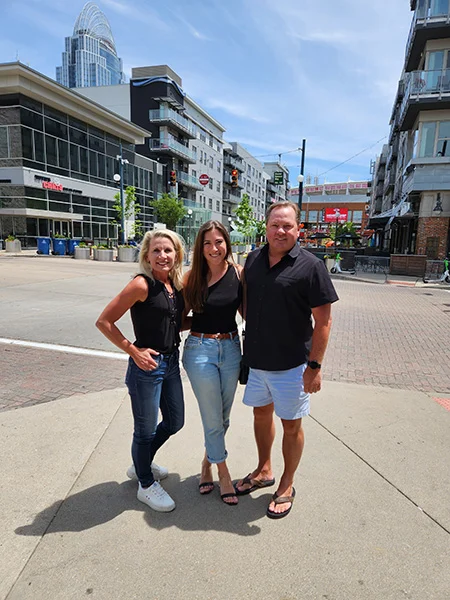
[184, 220, 234, 313]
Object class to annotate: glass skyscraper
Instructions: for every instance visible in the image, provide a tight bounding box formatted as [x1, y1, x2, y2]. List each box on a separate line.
[56, 2, 125, 89]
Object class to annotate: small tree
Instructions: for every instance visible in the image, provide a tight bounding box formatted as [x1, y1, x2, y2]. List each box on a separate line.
[254, 219, 266, 243]
[234, 193, 256, 243]
[150, 193, 186, 231]
[112, 185, 142, 242]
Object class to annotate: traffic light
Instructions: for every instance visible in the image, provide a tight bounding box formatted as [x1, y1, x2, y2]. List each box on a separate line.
[231, 169, 238, 187]
[170, 170, 177, 186]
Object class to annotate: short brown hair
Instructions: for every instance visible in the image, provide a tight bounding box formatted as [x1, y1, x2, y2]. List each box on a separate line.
[266, 201, 301, 225]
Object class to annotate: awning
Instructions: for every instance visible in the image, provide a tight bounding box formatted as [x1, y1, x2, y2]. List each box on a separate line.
[0, 208, 85, 221]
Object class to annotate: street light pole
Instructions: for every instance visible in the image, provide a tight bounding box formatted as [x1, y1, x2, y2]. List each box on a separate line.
[298, 138, 306, 213]
[115, 142, 129, 245]
[185, 208, 193, 265]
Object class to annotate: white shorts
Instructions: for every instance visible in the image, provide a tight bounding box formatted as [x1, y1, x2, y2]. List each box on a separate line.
[243, 363, 310, 420]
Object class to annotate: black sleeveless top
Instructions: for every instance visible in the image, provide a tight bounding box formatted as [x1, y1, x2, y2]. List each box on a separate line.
[130, 274, 185, 353]
[191, 264, 242, 334]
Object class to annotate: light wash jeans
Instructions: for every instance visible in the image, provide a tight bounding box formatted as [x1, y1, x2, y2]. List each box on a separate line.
[125, 351, 184, 487]
[182, 334, 241, 463]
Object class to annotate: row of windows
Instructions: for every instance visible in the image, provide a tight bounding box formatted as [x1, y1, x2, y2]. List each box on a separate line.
[302, 210, 363, 224]
[414, 120, 450, 158]
[0, 124, 155, 192]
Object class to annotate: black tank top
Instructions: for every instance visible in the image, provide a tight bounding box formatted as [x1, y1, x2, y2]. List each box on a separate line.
[130, 274, 185, 353]
[191, 264, 242, 334]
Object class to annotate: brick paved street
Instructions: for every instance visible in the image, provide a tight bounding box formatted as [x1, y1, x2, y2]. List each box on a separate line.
[1, 258, 450, 411]
[327, 280, 450, 395]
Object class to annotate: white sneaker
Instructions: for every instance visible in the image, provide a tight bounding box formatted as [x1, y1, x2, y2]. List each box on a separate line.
[137, 481, 175, 512]
[126, 463, 168, 481]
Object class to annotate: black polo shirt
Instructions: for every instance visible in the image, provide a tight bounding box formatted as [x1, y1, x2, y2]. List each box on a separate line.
[243, 244, 338, 371]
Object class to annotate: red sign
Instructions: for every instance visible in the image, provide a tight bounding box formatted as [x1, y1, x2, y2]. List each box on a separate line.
[199, 174, 210, 186]
[42, 181, 63, 192]
[324, 207, 348, 223]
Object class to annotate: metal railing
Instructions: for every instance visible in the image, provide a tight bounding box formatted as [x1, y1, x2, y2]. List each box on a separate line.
[149, 137, 197, 162]
[177, 171, 202, 189]
[400, 69, 450, 124]
[354, 256, 390, 274]
[405, 1, 450, 61]
[148, 108, 197, 137]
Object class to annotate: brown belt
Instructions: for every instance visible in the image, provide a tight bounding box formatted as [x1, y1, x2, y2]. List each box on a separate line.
[190, 330, 239, 340]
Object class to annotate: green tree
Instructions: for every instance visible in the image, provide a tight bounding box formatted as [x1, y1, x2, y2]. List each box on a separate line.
[234, 193, 256, 242]
[112, 185, 142, 242]
[254, 219, 266, 243]
[150, 193, 186, 231]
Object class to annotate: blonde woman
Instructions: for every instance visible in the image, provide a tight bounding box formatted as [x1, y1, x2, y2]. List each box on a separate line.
[96, 230, 185, 513]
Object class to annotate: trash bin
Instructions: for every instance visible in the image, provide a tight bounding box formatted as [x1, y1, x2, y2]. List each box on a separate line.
[67, 239, 80, 255]
[52, 238, 67, 256]
[37, 237, 51, 255]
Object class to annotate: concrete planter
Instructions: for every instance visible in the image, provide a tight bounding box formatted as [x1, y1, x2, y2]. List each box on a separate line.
[236, 254, 247, 266]
[5, 239, 21, 253]
[117, 246, 137, 262]
[93, 248, 114, 262]
[74, 246, 91, 260]
[325, 258, 334, 272]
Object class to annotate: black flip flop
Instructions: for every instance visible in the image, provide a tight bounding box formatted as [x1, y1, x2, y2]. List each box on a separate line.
[266, 487, 296, 519]
[221, 492, 238, 506]
[199, 481, 214, 495]
[234, 473, 276, 496]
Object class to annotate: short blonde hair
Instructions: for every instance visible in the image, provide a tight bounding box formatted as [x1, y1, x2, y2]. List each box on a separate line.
[138, 230, 185, 290]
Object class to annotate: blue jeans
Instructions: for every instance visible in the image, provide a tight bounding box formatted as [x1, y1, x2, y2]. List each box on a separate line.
[125, 350, 184, 487]
[182, 335, 241, 463]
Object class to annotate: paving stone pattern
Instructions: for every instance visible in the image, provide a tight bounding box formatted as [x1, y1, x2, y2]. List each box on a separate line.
[1, 279, 449, 412]
[326, 280, 450, 395]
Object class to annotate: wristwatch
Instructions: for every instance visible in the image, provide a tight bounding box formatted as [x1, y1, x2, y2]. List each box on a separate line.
[307, 360, 321, 370]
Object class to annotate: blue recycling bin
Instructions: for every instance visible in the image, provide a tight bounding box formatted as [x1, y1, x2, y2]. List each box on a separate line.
[52, 238, 67, 256]
[37, 237, 51, 255]
[67, 239, 80, 255]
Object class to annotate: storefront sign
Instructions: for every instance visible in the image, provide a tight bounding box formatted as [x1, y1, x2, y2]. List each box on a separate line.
[324, 207, 348, 223]
[42, 181, 63, 192]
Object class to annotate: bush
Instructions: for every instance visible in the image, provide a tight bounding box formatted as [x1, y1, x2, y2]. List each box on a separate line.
[6, 234, 15, 241]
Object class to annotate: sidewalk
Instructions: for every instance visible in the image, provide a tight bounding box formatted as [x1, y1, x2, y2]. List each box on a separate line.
[1, 380, 449, 600]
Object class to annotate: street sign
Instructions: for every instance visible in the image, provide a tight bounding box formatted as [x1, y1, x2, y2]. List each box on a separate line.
[324, 207, 348, 223]
[199, 173, 210, 186]
[273, 171, 284, 185]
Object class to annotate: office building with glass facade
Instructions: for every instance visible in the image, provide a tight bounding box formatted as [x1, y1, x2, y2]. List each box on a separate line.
[56, 2, 125, 89]
[0, 62, 161, 247]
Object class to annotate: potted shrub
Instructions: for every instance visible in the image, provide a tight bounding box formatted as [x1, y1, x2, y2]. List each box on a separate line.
[93, 244, 114, 262]
[236, 251, 248, 266]
[5, 235, 21, 253]
[324, 254, 335, 272]
[74, 241, 91, 260]
[117, 244, 137, 262]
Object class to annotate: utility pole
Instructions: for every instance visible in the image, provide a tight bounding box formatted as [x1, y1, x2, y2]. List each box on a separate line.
[298, 138, 306, 213]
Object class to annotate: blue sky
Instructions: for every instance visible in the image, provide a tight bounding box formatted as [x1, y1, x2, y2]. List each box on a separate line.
[2, 0, 412, 184]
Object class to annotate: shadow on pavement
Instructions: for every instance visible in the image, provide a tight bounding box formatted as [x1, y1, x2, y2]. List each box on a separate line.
[15, 475, 266, 537]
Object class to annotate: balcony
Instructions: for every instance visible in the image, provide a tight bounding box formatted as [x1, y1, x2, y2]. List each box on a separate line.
[399, 69, 450, 131]
[148, 137, 197, 163]
[223, 153, 244, 172]
[405, 1, 450, 71]
[223, 189, 241, 204]
[383, 170, 396, 194]
[148, 108, 197, 139]
[177, 171, 203, 190]
[387, 137, 400, 168]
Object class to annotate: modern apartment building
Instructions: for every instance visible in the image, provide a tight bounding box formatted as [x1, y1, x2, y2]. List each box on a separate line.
[76, 65, 225, 226]
[0, 62, 160, 247]
[369, 0, 450, 259]
[56, 2, 125, 89]
[221, 142, 267, 222]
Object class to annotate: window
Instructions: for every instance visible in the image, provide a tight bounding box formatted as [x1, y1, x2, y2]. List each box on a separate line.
[192, 145, 197, 154]
[21, 127, 33, 160]
[417, 120, 450, 157]
[200, 150, 203, 161]
[209, 178, 213, 190]
[308, 210, 318, 223]
[216, 200, 220, 212]
[192, 169, 197, 178]
[217, 160, 221, 172]
[209, 155, 214, 168]
[216, 181, 220, 192]
[45, 135, 57, 165]
[419, 122, 437, 157]
[208, 198, 213, 209]
[352, 210, 363, 223]
[437, 121, 450, 156]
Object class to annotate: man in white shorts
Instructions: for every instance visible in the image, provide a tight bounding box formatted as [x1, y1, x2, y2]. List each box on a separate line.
[235, 202, 338, 519]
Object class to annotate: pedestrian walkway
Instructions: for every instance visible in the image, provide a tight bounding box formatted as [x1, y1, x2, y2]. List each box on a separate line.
[1, 381, 448, 600]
